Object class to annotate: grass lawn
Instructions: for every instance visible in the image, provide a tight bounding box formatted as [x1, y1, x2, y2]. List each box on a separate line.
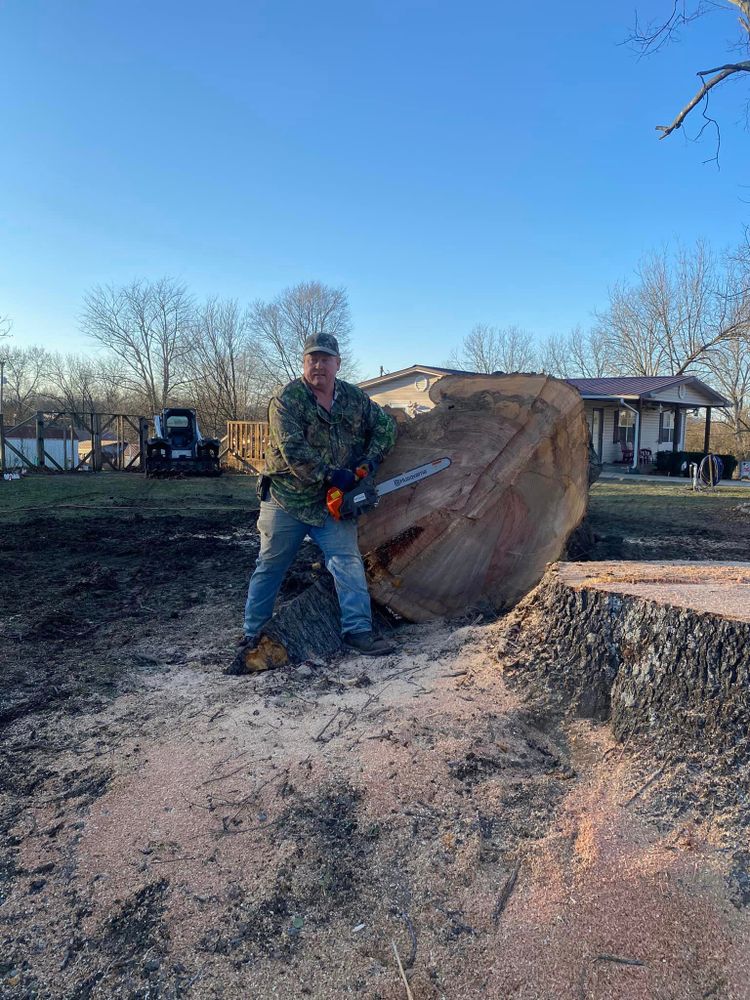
[3, 471, 750, 561]
[587, 479, 750, 560]
[0, 471, 259, 522]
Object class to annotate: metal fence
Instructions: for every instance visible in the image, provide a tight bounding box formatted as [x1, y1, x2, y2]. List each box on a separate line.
[0, 411, 149, 474]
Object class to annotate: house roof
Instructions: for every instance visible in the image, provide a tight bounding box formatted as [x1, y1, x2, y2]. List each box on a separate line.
[358, 364, 475, 388]
[566, 375, 729, 406]
[359, 367, 729, 407]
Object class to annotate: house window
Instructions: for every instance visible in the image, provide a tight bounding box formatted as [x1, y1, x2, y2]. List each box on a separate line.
[659, 409, 675, 444]
[613, 408, 635, 445]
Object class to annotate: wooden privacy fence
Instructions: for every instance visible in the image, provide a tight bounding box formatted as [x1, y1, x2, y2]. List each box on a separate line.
[222, 420, 269, 473]
[0, 411, 149, 474]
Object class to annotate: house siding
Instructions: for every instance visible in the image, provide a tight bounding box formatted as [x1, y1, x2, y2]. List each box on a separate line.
[3, 437, 78, 470]
[640, 408, 661, 453]
[648, 385, 715, 406]
[366, 371, 438, 411]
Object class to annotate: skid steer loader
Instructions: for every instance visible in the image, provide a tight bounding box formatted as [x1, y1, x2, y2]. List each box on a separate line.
[144, 408, 222, 477]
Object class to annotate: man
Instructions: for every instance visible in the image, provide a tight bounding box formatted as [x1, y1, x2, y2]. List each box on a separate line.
[235, 332, 397, 665]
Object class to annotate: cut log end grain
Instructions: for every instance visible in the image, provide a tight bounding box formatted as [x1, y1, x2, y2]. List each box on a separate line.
[244, 374, 591, 669]
[359, 373, 591, 621]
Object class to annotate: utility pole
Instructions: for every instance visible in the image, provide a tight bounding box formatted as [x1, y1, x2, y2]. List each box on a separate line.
[0, 352, 7, 419]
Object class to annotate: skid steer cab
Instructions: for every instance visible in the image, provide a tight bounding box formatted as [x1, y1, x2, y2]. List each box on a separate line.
[144, 408, 222, 477]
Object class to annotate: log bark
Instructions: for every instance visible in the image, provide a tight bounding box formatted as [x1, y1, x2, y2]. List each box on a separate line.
[230, 578, 345, 674]
[499, 561, 750, 751]
[358, 373, 591, 621]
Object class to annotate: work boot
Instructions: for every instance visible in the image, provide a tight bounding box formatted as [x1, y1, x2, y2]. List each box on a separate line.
[342, 630, 396, 657]
[225, 635, 258, 675]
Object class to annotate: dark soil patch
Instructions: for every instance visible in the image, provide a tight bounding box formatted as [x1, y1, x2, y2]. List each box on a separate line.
[581, 480, 750, 561]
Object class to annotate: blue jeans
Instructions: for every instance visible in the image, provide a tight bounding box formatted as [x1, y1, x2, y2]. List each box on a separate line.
[244, 499, 372, 639]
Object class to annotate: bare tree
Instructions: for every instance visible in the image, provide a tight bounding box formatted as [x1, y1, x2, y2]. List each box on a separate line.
[539, 326, 612, 378]
[629, 2, 750, 146]
[1, 346, 51, 422]
[248, 281, 357, 387]
[699, 331, 750, 452]
[81, 278, 193, 413]
[0, 314, 11, 341]
[185, 298, 268, 436]
[447, 323, 539, 373]
[595, 242, 750, 377]
[41, 352, 133, 418]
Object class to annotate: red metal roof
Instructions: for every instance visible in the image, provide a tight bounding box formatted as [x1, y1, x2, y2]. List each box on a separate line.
[566, 375, 728, 405]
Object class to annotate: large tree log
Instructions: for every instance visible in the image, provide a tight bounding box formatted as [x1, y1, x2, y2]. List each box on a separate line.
[358, 373, 590, 621]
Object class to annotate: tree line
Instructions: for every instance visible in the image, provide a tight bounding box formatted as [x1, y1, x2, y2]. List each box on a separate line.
[448, 239, 750, 454]
[2, 238, 750, 453]
[0, 280, 356, 438]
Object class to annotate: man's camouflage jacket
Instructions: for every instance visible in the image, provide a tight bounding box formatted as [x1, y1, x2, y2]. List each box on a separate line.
[264, 377, 397, 525]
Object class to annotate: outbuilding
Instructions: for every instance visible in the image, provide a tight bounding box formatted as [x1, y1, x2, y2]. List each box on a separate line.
[2, 424, 80, 471]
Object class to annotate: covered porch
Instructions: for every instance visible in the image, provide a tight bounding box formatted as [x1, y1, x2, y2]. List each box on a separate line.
[567, 376, 730, 473]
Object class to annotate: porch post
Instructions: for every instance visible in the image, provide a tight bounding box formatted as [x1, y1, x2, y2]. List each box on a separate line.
[92, 412, 102, 473]
[672, 408, 681, 453]
[703, 407, 712, 455]
[636, 399, 642, 468]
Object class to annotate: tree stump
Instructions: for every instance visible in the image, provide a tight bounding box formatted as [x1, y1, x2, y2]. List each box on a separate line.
[499, 560, 750, 750]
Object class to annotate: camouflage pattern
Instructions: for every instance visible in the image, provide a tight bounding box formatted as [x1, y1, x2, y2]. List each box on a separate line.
[264, 377, 397, 525]
[303, 332, 339, 356]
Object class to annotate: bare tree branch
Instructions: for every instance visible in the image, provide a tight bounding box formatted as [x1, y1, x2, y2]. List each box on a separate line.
[656, 62, 750, 137]
[630, 1, 750, 147]
[248, 281, 357, 389]
[81, 278, 193, 413]
[447, 323, 539, 373]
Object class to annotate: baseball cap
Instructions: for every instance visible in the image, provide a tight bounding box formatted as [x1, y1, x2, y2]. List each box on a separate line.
[303, 333, 340, 357]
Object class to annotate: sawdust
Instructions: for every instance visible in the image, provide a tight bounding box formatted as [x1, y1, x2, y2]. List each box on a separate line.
[4, 614, 750, 999]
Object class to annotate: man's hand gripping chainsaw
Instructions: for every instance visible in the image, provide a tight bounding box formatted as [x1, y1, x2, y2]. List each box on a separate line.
[326, 466, 377, 521]
[326, 457, 452, 521]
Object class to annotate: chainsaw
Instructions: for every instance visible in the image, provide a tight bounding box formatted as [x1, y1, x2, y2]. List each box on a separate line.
[326, 457, 451, 520]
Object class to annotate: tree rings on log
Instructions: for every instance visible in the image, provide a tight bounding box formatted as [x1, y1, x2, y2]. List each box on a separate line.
[359, 373, 590, 621]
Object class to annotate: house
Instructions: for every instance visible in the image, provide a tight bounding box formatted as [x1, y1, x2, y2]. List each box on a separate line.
[358, 366, 730, 468]
[2, 423, 80, 471]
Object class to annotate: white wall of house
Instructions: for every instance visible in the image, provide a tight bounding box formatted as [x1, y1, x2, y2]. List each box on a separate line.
[363, 371, 438, 411]
[3, 437, 78, 470]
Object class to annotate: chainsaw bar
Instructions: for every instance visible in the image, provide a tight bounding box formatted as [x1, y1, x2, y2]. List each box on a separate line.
[375, 457, 451, 497]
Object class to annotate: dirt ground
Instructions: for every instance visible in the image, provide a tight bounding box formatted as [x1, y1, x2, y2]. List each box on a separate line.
[2, 473, 750, 999]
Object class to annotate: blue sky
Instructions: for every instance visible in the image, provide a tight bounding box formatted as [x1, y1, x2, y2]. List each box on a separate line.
[1, 0, 748, 379]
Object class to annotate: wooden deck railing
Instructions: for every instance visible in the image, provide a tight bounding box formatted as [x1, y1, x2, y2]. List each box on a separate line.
[222, 420, 269, 473]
